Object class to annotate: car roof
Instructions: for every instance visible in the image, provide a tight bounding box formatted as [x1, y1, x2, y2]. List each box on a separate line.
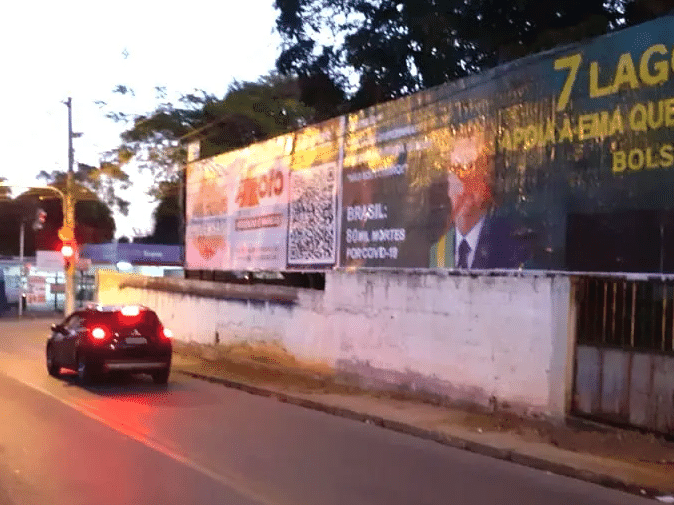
[81, 304, 155, 314]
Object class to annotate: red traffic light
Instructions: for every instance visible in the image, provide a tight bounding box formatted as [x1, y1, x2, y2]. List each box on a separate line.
[61, 244, 75, 258]
[32, 208, 48, 231]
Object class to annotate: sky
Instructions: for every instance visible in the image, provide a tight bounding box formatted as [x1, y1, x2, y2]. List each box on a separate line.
[0, 0, 281, 238]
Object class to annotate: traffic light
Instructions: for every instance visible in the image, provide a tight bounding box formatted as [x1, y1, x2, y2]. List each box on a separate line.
[32, 207, 47, 231]
[61, 240, 77, 270]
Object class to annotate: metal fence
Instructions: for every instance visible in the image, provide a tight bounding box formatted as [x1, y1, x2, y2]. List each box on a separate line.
[573, 276, 674, 434]
[575, 276, 674, 353]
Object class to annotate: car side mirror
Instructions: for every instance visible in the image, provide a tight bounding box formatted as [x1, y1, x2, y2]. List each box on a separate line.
[51, 323, 62, 333]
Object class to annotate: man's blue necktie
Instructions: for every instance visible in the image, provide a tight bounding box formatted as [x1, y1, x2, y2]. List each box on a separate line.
[457, 239, 470, 269]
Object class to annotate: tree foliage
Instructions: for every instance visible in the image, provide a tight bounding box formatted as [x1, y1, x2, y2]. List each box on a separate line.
[274, 1, 668, 111]
[108, 72, 318, 183]
[36, 161, 131, 216]
[195, 74, 317, 159]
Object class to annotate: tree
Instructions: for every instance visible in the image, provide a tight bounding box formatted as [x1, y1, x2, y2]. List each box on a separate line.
[106, 73, 317, 186]
[195, 74, 317, 159]
[36, 161, 131, 216]
[102, 73, 319, 243]
[275, 0, 628, 109]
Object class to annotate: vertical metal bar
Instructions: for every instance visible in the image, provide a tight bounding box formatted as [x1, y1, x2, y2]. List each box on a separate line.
[648, 281, 657, 349]
[18, 221, 24, 317]
[662, 283, 667, 352]
[664, 282, 674, 350]
[596, 278, 602, 343]
[583, 278, 590, 343]
[602, 280, 608, 343]
[671, 284, 674, 351]
[580, 277, 590, 342]
[631, 281, 637, 348]
[611, 280, 617, 344]
[584, 278, 590, 342]
[621, 280, 627, 346]
[578, 278, 587, 343]
[587, 278, 597, 343]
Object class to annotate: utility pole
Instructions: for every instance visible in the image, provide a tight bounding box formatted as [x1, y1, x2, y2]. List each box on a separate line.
[64, 97, 76, 316]
[18, 221, 24, 317]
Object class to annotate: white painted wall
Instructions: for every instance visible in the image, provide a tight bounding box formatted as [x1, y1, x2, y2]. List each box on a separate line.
[97, 270, 574, 415]
[326, 271, 572, 413]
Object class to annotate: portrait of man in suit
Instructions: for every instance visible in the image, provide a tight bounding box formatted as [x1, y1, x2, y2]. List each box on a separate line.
[428, 130, 530, 269]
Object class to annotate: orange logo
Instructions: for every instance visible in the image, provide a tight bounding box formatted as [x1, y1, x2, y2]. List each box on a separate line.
[193, 236, 225, 260]
[235, 169, 284, 208]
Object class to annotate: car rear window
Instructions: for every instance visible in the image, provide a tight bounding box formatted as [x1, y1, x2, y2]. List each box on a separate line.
[87, 309, 161, 335]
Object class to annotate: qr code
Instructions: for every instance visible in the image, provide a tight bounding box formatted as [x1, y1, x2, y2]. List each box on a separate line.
[288, 163, 337, 265]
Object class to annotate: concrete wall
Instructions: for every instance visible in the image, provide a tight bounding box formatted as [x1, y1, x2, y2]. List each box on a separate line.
[97, 269, 574, 416]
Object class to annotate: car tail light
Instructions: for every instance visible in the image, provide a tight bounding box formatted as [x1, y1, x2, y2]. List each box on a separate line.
[158, 325, 172, 340]
[91, 327, 107, 340]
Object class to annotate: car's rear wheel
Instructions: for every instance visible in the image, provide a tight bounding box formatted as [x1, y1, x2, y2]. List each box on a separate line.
[77, 354, 96, 384]
[46, 345, 60, 377]
[151, 367, 170, 385]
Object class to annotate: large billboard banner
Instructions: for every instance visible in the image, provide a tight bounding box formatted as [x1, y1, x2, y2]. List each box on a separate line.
[187, 14, 674, 275]
[340, 14, 674, 272]
[340, 98, 427, 268]
[228, 134, 293, 270]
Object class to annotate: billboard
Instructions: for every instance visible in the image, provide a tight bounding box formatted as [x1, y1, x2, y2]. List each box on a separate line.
[229, 134, 293, 270]
[185, 121, 343, 271]
[340, 14, 674, 272]
[340, 97, 429, 268]
[185, 151, 236, 270]
[187, 14, 674, 274]
[287, 118, 343, 268]
[339, 77, 536, 270]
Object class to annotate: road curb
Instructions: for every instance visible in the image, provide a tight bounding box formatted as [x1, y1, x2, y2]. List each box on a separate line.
[175, 367, 664, 500]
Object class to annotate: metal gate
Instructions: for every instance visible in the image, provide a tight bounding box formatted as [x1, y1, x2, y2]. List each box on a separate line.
[573, 276, 674, 433]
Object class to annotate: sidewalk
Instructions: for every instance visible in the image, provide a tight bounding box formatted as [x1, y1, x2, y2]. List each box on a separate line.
[170, 340, 674, 500]
[0, 308, 63, 319]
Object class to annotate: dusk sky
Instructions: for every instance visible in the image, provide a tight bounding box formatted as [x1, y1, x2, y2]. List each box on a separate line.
[1, 0, 281, 237]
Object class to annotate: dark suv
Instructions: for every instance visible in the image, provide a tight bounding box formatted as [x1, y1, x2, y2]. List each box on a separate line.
[46, 304, 173, 384]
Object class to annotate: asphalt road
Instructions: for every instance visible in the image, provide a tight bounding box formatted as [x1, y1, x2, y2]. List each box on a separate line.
[0, 317, 655, 505]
